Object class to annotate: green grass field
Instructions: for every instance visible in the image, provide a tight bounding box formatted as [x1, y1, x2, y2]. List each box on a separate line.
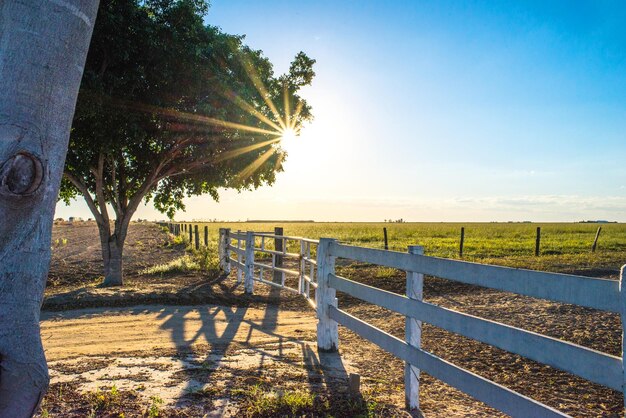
[176, 222, 626, 276]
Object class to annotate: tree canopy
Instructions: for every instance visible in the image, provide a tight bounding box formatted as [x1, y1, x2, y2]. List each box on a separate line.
[60, 0, 315, 285]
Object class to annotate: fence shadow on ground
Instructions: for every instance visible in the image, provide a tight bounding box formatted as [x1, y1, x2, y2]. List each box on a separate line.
[156, 277, 356, 408]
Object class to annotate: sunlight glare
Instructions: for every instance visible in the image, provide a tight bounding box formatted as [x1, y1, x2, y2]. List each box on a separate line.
[280, 127, 298, 143]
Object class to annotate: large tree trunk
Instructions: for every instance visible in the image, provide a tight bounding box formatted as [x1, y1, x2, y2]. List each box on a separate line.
[101, 233, 125, 286]
[0, 1, 99, 417]
[104, 239, 124, 286]
[97, 217, 130, 287]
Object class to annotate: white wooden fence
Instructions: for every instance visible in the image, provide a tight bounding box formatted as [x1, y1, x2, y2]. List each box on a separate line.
[218, 228, 626, 417]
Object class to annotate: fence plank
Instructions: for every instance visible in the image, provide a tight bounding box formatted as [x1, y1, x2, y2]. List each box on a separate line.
[253, 248, 300, 258]
[228, 246, 245, 256]
[230, 232, 247, 240]
[329, 274, 621, 390]
[252, 262, 300, 277]
[329, 243, 620, 313]
[252, 277, 300, 293]
[328, 306, 568, 418]
[229, 258, 245, 269]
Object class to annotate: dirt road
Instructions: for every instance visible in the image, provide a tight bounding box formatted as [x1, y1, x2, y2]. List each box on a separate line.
[41, 304, 317, 361]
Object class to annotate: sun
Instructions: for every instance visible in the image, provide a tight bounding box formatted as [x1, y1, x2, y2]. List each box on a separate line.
[279, 127, 298, 143]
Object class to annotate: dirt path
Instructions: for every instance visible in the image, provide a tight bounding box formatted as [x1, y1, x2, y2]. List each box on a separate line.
[38, 304, 366, 416]
[41, 304, 317, 361]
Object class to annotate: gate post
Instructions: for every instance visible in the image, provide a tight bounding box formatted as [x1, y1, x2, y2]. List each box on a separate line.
[244, 231, 255, 294]
[405, 245, 424, 411]
[316, 238, 338, 351]
[223, 229, 231, 273]
[218, 228, 225, 270]
[273, 226, 284, 284]
[299, 240, 306, 294]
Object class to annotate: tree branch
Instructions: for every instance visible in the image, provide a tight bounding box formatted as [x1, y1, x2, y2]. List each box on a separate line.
[63, 171, 107, 228]
[92, 153, 111, 227]
[108, 154, 123, 218]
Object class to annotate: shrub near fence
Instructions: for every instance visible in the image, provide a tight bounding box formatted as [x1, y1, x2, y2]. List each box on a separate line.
[212, 228, 626, 418]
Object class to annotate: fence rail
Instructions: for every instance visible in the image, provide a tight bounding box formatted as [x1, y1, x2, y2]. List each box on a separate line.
[216, 228, 319, 307]
[183, 225, 624, 417]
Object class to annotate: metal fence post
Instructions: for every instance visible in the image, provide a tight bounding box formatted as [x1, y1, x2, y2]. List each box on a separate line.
[245, 231, 255, 294]
[194, 225, 199, 250]
[405, 245, 424, 411]
[316, 238, 338, 352]
[204, 225, 208, 246]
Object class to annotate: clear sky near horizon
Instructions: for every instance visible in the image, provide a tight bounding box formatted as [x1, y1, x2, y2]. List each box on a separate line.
[55, 0, 626, 222]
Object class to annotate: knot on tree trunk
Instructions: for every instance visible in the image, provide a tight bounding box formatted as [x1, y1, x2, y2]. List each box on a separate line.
[0, 152, 43, 196]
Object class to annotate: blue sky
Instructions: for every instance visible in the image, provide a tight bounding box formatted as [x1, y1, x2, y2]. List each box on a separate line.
[56, 0, 626, 222]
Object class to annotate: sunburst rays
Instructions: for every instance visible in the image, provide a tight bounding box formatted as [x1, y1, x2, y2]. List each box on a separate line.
[235, 147, 278, 183]
[237, 52, 286, 130]
[102, 49, 304, 184]
[214, 138, 281, 163]
[109, 97, 278, 136]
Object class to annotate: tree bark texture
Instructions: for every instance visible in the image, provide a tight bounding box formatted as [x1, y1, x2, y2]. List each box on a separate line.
[99, 219, 127, 287]
[0, 1, 99, 416]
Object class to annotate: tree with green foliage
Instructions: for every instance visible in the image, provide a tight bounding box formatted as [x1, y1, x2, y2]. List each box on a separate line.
[60, 0, 315, 286]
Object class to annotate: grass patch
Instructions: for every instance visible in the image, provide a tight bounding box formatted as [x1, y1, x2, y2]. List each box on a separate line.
[233, 385, 394, 418]
[141, 235, 220, 277]
[195, 242, 220, 273]
[141, 255, 200, 275]
[146, 395, 163, 417]
[235, 385, 315, 417]
[86, 385, 121, 414]
[375, 267, 398, 279]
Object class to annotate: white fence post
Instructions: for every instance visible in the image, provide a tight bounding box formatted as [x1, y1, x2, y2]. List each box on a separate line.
[218, 228, 225, 270]
[316, 238, 338, 351]
[236, 230, 243, 284]
[244, 231, 255, 294]
[299, 239, 306, 294]
[405, 245, 424, 411]
[223, 228, 231, 274]
[619, 265, 626, 416]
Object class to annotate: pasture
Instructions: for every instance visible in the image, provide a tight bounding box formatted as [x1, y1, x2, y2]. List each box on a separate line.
[193, 222, 626, 275]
